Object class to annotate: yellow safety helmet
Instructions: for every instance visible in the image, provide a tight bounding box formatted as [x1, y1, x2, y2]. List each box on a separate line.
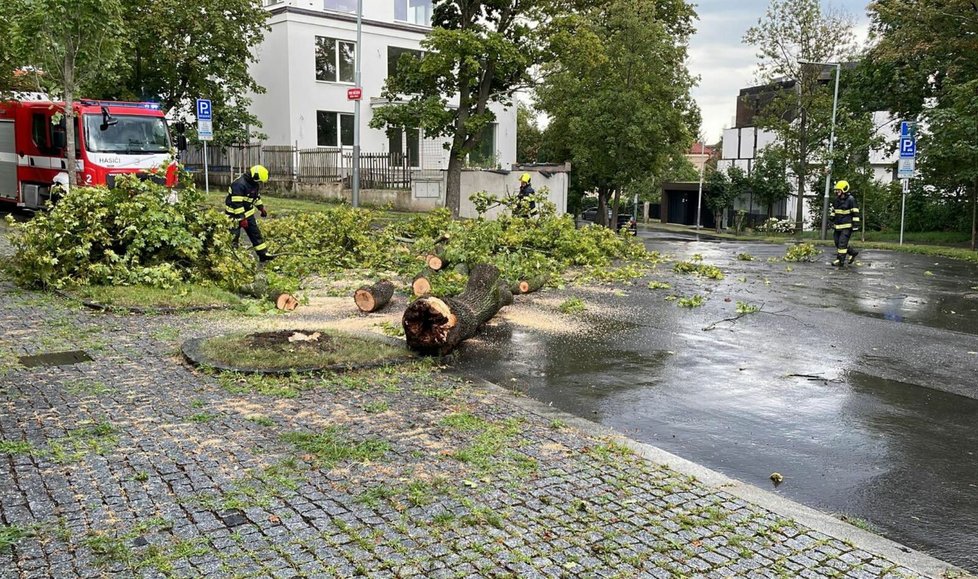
[834, 180, 850, 193]
[519, 173, 531, 184]
[250, 165, 269, 183]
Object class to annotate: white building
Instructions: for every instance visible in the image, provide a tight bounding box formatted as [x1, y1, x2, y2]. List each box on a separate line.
[248, 0, 517, 171]
[718, 80, 901, 228]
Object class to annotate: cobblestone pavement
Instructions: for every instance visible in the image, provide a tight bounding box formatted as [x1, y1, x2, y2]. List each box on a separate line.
[0, 281, 950, 578]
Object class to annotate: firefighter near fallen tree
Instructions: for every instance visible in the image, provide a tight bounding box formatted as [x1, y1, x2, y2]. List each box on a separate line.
[226, 165, 274, 262]
[830, 180, 860, 268]
[515, 173, 536, 217]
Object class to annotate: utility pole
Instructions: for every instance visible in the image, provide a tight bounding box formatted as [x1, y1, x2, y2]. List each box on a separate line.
[352, 0, 362, 208]
[696, 140, 705, 230]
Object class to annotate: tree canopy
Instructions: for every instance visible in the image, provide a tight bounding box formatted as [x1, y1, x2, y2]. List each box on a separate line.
[372, 0, 554, 218]
[743, 0, 857, 231]
[535, 0, 699, 226]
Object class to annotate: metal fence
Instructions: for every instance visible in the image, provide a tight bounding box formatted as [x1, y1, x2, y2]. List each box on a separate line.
[182, 144, 420, 189]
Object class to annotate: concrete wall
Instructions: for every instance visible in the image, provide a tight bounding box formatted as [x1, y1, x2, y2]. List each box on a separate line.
[458, 169, 569, 219]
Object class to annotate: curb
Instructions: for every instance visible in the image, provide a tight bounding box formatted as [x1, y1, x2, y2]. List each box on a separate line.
[460, 373, 972, 579]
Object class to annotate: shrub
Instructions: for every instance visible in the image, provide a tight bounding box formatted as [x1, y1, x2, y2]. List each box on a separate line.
[758, 218, 795, 235]
[5, 174, 243, 289]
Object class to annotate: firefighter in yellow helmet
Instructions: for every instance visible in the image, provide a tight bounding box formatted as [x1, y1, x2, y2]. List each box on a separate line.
[515, 172, 536, 217]
[829, 180, 860, 267]
[226, 165, 274, 262]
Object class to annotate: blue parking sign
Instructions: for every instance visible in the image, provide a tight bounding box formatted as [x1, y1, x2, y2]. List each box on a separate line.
[196, 99, 212, 121]
[899, 137, 916, 158]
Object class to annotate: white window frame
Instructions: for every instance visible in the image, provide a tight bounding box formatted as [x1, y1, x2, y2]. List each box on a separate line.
[393, 0, 432, 27]
[315, 36, 357, 85]
[317, 111, 355, 148]
[323, 0, 356, 12]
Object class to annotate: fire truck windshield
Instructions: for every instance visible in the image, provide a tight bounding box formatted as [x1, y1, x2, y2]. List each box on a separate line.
[83, 114, 170, 154]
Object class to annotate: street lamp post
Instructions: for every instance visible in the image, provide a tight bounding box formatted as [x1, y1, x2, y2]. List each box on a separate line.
[352, 0, 363, 208]
[798, 59, 841, 240]
[696, 140, 705, 231]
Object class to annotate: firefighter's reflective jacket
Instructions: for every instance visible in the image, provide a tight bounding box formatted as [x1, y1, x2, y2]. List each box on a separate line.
[831, 193, 861, 230]
[224, 174, 264, 220]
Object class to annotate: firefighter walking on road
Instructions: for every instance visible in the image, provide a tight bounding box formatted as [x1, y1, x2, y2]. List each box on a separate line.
[830, 180, 860, 268]
[226, 165, 274, 262]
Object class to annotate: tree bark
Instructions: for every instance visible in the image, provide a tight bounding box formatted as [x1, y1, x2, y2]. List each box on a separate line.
[446, 153, 463, 219]
[597, 187, 609, 228]
[611, 188, 622, 231]
[795, 107, 808, 233]
[402, 264, 511, 356]
[354, 280, 395, 313]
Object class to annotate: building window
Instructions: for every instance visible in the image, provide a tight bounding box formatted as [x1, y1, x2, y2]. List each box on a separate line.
[387, 46, 423, 79]
[317, 111, 355, 147]
[394, 0, 432, 26]
[468, 124, 496, 167]
[315, 37, 356, 83]
[324, 0, 356, 11]
[388, 127, 420, 167]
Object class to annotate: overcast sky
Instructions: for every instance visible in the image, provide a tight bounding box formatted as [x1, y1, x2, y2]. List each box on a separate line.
[690, 0, 872, 143]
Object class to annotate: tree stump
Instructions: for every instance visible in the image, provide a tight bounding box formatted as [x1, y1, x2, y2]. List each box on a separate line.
[403, 264, 511, 356]
[354, 280, 395, 313]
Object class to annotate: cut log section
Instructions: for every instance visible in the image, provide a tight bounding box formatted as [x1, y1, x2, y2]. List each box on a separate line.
[238, 273, 299, 311]
[412, 268, 435, 297]
[510, 274, 548, 295]
[275, 293, 300, 311]
[403, 264, 511, 356]
[354, 280, 395, 313]
[425, 245, 449, 271]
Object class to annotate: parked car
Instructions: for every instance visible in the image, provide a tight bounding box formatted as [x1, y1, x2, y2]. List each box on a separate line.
[579, 206, 637, 234]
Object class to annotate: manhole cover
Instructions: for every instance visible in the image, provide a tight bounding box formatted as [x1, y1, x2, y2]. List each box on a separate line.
[17, 350, 93, 368]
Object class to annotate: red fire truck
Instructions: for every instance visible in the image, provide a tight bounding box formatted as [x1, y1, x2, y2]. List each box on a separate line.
[0, 98, 183, 209]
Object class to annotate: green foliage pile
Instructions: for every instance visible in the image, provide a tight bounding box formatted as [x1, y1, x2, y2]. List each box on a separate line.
[7, 183, 648, 298]
[784, 243, 821, 263]
[673, 261, 724, 280]
[5, 175, 243, 289]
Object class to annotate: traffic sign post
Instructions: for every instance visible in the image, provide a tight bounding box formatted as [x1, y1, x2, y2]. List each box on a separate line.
[898, 121, 916, 245]
[196, 99, 213, 193]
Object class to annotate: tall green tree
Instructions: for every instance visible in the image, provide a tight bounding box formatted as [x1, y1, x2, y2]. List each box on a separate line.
[99, 0, 269, 145]
[743, 0, 857, 231]
[0, 0, 26, 95]
[372, 1, 554, 218]
[517, 102, 543, 164]
[17, 0, 125, 185]
[750, 146, 791, 218]
[535, 0, 699, 227]
[860, 1, 978, 247]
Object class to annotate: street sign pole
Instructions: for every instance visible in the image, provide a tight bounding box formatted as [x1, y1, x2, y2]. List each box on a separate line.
[203, 142, 209, 194]
[897, 121, 916, 246]
[900, 178, 908, 246]
[196, 98, 214, 194]
[352, 0, 362, 208]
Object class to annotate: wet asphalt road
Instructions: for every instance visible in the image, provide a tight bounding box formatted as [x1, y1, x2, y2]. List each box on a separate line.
[457, 227, 978, 571]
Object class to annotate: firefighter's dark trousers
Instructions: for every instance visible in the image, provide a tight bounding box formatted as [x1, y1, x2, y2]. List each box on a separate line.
[833, 228, 857, 265]
[232, 216, 270, 260]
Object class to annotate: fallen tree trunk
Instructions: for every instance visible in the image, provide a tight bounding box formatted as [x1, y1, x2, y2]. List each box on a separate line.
[354, 280, 395, 313]
[510, 274, 548, 295]
[403, 264, 510, 356]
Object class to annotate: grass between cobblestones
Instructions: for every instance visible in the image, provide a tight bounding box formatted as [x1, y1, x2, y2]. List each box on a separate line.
[199, 330, 412, 371]
[0, 269, 937, 577]
[67, 283, 243, 310]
